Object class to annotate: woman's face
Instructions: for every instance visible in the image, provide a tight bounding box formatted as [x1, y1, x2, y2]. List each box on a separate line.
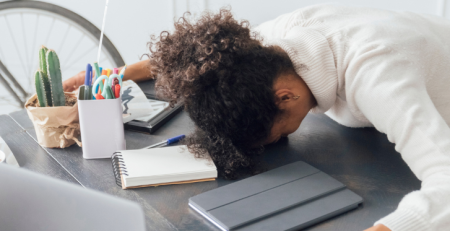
[264, 71, 316, 145]
[265, 111, 305, 144]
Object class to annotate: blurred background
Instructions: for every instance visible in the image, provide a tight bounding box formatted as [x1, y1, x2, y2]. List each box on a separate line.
[0, 0, 449, 115]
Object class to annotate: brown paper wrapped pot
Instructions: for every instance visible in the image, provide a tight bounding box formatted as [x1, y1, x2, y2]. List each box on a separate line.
[25, 92, 82, 148]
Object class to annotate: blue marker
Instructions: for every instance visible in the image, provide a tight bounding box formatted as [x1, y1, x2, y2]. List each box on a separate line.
[84, 64, 93, 100]
[79, 64, 92, 100]
[143, 135, 186, 149]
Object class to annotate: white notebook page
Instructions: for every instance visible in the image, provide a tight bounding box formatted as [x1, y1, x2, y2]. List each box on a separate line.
[121, 145, 217, 184]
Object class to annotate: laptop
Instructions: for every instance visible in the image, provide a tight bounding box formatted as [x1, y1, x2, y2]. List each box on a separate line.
[0, 164, 146, 231]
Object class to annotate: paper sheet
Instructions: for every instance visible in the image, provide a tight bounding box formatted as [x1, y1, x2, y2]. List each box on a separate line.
[121, 80, 153, 123]
[134, 99, 170, 122]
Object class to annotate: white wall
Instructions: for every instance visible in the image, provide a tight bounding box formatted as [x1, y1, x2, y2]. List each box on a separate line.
[0, 0, 448, 114]
[41, 0, 450, 66]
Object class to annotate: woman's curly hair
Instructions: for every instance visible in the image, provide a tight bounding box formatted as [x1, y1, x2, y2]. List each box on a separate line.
[148, 9, 294, 179]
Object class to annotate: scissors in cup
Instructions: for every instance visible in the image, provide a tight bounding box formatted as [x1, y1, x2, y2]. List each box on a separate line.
[92, 74, 123, 100]
[92, 75, 113, 99]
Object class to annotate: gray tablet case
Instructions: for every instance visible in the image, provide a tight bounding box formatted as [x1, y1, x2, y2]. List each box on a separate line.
[189, 161, 363, 231]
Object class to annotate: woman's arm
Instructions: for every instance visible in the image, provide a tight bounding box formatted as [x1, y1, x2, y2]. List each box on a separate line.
[119, 59, 153, 82]
[346, 46, 450, 231]
[252, 9, 304, 42]
[365, 224, 391, 231]
[63, 59, 152, 92]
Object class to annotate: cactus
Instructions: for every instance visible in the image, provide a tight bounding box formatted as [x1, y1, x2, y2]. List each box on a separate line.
[34, 46, 66, 107]
[36, 46, 58, 107]
[35, 70, 48, 107]
[39, 46, 48, 77]
[46, 49, 65, 107]
[37, 46, 53, 107]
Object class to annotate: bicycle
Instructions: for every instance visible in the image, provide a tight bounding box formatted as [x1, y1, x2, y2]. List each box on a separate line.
[0, 0, 125, 113]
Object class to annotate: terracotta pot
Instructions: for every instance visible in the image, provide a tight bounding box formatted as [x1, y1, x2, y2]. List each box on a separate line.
[25, 92, 82, 148]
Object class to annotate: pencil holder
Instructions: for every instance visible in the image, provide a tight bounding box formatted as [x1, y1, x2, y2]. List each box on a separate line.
[78, 98, 126, 159]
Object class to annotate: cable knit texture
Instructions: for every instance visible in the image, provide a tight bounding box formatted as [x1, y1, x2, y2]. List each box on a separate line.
[255, 3, 450, 231]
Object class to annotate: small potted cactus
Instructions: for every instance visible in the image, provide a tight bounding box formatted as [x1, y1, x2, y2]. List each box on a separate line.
[25, 46, 81, 148]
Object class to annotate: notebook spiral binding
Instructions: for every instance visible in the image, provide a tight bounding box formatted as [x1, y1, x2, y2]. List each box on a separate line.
[112, 152, 128, 187]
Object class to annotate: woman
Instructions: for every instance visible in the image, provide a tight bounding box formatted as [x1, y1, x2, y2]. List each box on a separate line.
[64, 3, 450, 231]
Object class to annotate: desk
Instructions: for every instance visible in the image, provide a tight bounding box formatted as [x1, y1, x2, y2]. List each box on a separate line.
[2, 80, 421, 231]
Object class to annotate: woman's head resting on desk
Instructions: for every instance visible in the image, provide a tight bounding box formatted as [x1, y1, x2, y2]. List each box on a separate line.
[148, 9, 316, 179]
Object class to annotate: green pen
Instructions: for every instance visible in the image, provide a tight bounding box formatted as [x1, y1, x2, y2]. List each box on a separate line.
[93, 62, 103, 94]
[101, 76, 114, 99]
[78, 85, 85, 100]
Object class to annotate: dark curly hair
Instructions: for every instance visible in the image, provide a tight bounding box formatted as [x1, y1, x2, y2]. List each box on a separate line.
[148, 9, 294, 179]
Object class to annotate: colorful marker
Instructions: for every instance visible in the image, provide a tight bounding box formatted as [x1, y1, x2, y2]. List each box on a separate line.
[119, 64, 127, 79]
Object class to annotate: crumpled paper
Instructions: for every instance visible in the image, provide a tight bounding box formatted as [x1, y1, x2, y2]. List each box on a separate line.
[25, 93, 82, 148]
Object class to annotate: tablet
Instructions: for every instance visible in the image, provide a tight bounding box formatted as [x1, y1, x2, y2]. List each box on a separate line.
[124, 93, 183, 134]
[189, 161, 363, 231]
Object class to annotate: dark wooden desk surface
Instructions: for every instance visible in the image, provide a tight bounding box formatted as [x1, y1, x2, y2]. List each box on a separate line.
[2, 81, 421, 231]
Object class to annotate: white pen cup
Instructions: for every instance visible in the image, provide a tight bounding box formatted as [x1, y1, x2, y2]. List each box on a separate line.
[78, 98, 126, 159]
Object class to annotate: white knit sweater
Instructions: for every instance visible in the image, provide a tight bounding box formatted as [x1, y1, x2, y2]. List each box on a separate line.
[255, 3, 450, 231]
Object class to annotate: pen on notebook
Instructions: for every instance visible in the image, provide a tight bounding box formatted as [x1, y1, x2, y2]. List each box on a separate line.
[143, 135, 186, 149]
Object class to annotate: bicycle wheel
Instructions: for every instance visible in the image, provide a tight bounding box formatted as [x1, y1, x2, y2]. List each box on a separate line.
[0, 0, 125, 112]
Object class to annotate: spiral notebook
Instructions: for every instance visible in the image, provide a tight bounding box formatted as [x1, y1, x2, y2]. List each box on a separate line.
[112, 145, 217, 189]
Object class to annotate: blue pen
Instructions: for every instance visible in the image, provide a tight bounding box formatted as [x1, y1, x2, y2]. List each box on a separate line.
[84, 64, 91, 86]
[86, 64, 93, 100]
[143, 135, 185, 149]
[80, 64, 92, 100]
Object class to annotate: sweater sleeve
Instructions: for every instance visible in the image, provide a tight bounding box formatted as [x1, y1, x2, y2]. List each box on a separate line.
[346, 45, 450, 231]
[253, 9, 305, 42]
